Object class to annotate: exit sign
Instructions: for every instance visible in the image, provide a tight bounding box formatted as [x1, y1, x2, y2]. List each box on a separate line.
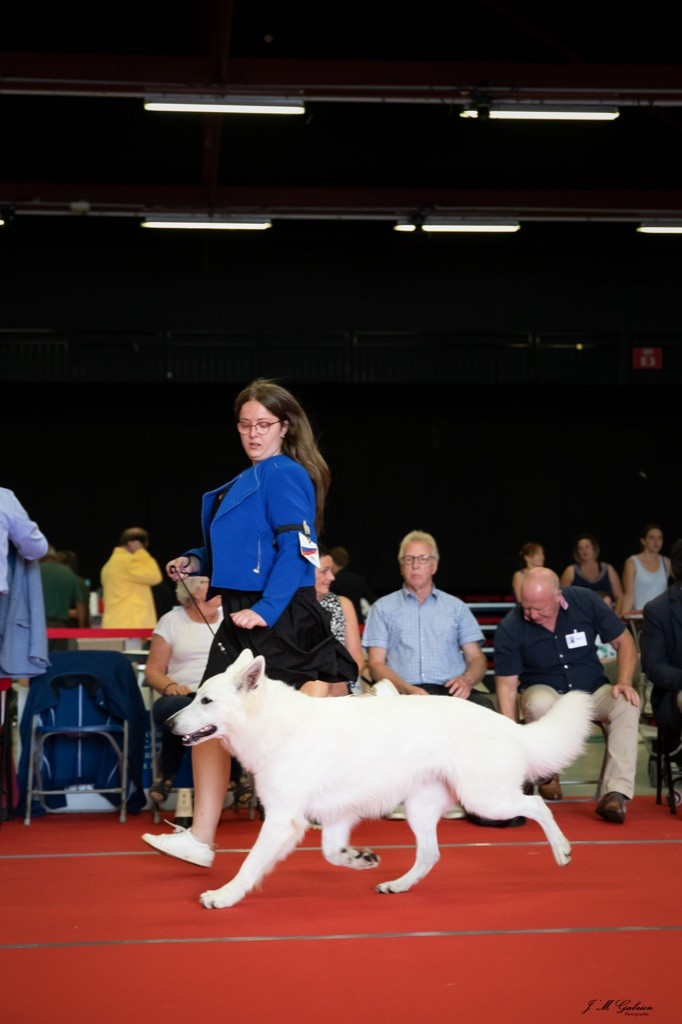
[632, 346, 663, 370]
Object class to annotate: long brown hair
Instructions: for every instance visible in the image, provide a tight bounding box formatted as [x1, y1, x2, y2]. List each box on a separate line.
[518, 541, 543, 568]
[234, 378, 330, 534]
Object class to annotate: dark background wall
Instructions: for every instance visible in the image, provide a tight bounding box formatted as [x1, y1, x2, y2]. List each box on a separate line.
[2, 218, 682, 335]
[1, 218, 679, 598]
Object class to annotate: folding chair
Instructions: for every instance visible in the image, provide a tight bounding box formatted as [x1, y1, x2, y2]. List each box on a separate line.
[23, 675, 129, 823]
[19, 650, 147, 824]
[655, 729, 681, 815]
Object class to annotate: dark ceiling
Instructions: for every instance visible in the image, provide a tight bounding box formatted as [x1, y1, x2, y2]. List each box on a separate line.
[2, 0, 682, 231]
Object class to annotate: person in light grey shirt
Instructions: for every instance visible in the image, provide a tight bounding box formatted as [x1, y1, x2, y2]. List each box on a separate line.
[0, 488, 48, 594]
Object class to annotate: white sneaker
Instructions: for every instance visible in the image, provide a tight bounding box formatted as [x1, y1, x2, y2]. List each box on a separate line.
[141, 821, 216, 867]
[442, 804, 466, 819]
[384, 804, 406, 820]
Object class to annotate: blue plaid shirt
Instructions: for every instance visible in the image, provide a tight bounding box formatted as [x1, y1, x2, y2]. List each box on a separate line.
[362, 586, 484, 686]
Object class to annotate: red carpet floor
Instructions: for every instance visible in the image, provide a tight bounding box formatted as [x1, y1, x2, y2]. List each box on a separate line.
[1, 796, 679, 1024]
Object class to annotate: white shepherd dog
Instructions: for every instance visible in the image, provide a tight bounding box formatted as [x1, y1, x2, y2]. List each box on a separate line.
[166, 649, 594, 909]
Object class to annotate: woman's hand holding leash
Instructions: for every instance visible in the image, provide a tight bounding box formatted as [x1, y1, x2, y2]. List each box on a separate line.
[167, 555, 199, 580]
[230, 609, 267, 630]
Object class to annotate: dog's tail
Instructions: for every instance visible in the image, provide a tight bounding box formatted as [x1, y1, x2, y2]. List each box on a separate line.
[519, 690, 596, 780]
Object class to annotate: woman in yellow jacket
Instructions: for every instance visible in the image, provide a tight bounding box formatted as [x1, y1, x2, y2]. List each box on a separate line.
[100, 527, 163, 628]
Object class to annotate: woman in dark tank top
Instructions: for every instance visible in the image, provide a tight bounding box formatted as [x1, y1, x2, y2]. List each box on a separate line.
[559, 534, 623, 611]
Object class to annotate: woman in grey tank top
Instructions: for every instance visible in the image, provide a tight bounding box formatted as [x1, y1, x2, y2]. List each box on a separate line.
[620, 524, 671, 615]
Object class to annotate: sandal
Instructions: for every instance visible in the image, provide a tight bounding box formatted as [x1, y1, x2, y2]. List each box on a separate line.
[149, 777, 174, 805]
[229, 774, 254, 808]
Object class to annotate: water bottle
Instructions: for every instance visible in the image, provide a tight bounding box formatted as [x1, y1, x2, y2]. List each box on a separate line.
[174, 787, 193, 828]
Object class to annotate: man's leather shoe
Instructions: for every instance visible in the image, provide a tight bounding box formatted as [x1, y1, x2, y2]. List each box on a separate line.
[596, 791, 627, 824]
[538, 775, 563, 801]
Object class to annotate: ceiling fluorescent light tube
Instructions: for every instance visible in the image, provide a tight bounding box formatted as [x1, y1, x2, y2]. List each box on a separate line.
[460, 105, 619, 121]
[421, 218, 520, 233]
[141, 215, 272, 230]
[636, 221, 682, 234]
[144, 94, 305, 115]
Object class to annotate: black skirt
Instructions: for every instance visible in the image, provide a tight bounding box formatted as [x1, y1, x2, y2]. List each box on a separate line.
[201, 586, 359, 687]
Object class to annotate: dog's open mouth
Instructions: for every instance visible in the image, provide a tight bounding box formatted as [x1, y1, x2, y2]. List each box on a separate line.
[180, 725, 218, 745]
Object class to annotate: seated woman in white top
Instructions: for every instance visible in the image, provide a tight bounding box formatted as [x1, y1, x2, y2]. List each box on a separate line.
[620, 524, 671, 617]
[145, 576, 223, 804]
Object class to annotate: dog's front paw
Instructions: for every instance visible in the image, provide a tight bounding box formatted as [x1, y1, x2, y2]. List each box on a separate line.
[375, 880, 405, 894]
[340, 846, 380, 870]
[199, 884, 243, 909]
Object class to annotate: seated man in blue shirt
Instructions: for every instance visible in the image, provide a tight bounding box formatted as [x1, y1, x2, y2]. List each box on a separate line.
[494, 566, 640, 824]
[363, 529, 499, 823]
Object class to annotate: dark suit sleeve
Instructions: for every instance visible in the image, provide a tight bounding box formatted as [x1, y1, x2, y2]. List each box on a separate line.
[641, 605, 682, 692]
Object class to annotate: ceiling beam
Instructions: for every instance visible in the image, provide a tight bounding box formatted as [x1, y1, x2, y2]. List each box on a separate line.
[3, 183, 682, 222]
[3, 55, 682, 105]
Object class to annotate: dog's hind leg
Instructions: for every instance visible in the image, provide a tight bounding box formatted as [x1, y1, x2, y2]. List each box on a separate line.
[321, 818, 380, 870]
[199, 813, 307, 909]
[466, 790, 573, 867]
[375, 782, 449, 894]
[518, 795, 573, 866]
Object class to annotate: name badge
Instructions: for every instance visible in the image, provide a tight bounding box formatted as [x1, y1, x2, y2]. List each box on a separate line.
[299, 533, 320, 568]
[566, 630, 588, 649]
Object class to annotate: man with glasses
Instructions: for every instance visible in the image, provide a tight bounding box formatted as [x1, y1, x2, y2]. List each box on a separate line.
[363, 530, 490, 705]
[363, 530, 512, 824]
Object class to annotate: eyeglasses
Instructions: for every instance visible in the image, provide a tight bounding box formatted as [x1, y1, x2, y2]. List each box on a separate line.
[400, 554, 436, 565]
[236, 419, 282, 435]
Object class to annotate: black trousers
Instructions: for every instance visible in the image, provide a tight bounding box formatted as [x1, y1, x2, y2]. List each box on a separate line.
[419, 683, 495, 711]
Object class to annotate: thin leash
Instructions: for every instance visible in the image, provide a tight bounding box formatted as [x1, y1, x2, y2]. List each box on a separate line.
[173, 571, 231, 668]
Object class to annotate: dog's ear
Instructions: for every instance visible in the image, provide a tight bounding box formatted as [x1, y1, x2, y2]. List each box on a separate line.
[236, 654, 266, 693]
[233, 648, 255, 670]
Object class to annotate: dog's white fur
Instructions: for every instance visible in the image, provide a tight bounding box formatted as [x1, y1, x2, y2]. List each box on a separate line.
[169, 649, 595, 909]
